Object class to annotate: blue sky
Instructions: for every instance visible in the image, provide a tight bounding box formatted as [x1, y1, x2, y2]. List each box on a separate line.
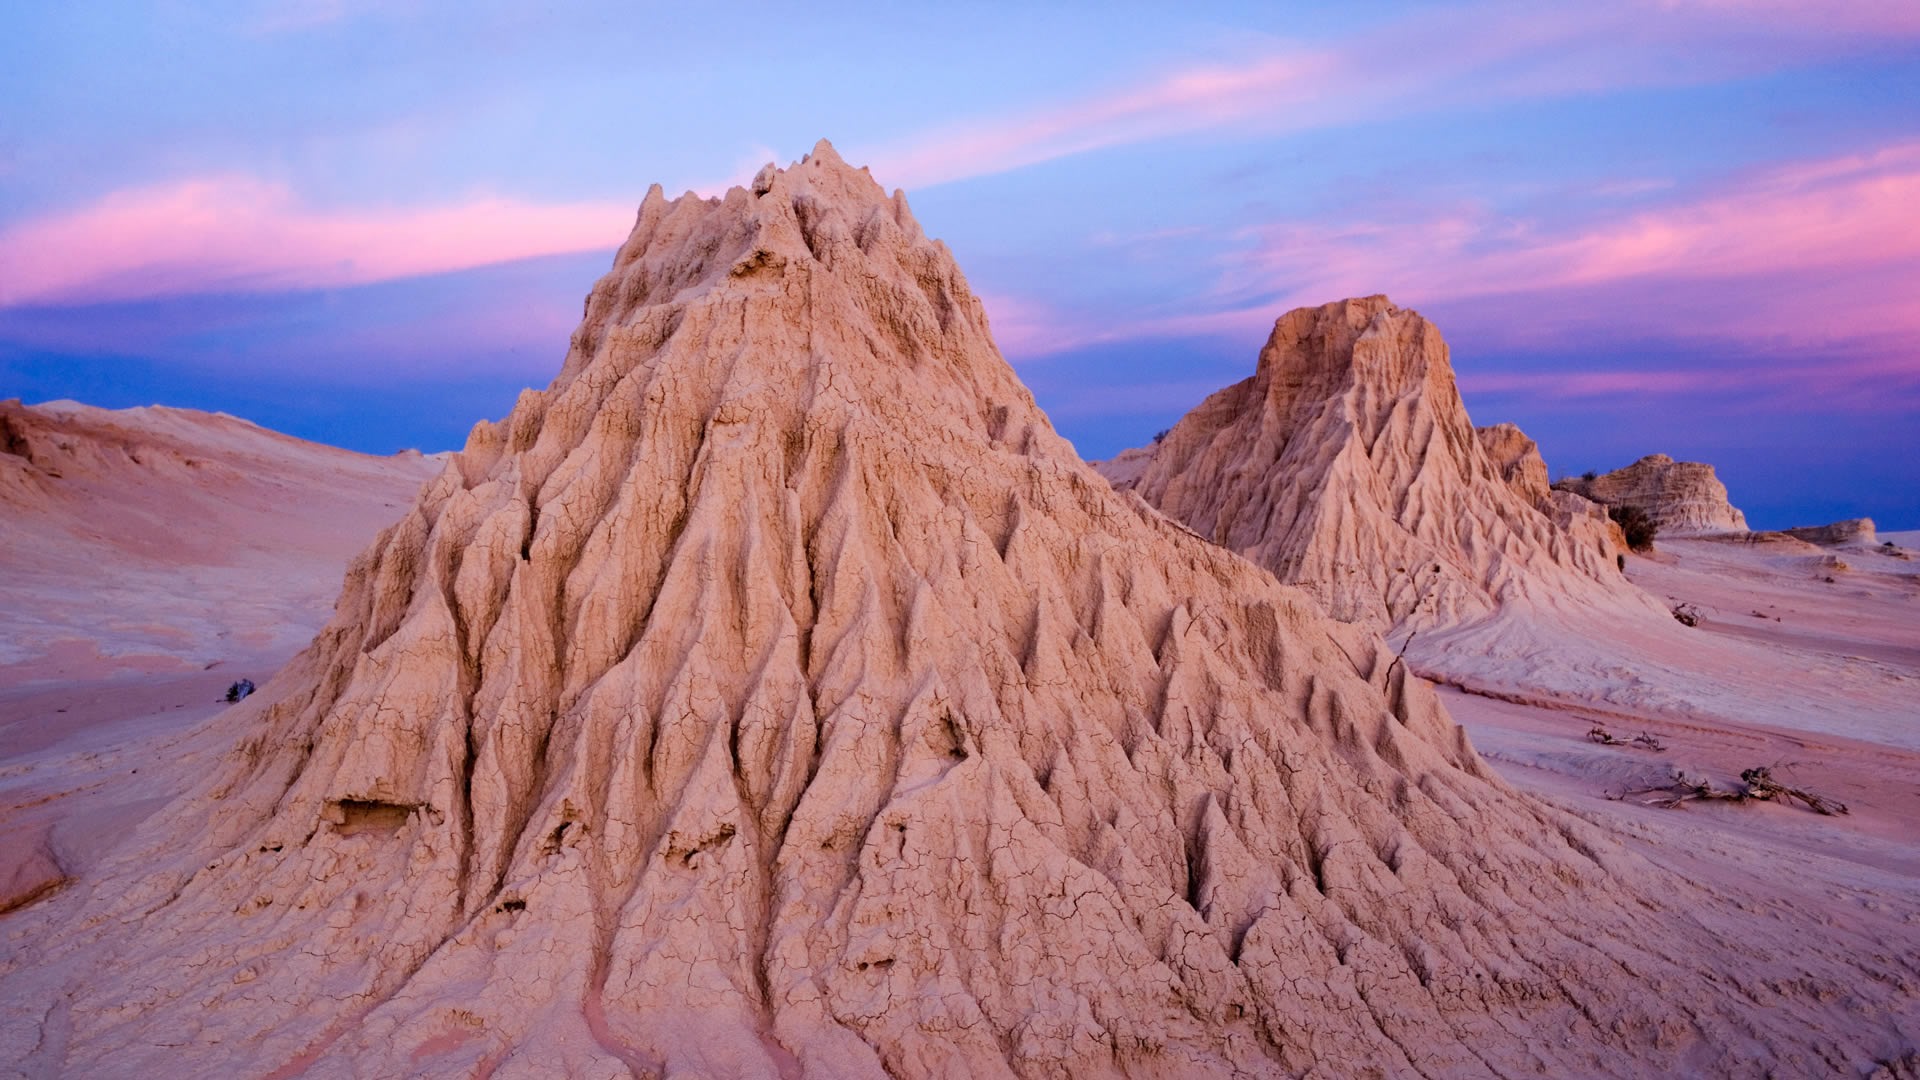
[3, 1, 1917, 528]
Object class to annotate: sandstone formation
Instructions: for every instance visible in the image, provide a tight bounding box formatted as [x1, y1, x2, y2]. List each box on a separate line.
[1553, 453, 1749, 535]
[1475, 422, 1629, 554]
[1472, 422, 1550, 507]
[1783, 518, 1876, 546]
[0, 399, 441, 679]
[3, 146, 1912, 1078]
[1095, 296, 1645, 635]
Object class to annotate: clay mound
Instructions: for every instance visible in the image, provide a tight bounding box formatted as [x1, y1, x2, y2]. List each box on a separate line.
[0, 399, 442, 679]
[1473, 422, 1550, 507]
[1784, 518, 1876, 546]
[5, 146, 1913, 1077]
[1554, 452, 1749, 535]
[1096, 297, 1647, 633]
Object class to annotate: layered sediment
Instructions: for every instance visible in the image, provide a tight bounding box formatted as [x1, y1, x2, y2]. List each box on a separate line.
[2, 147, 1911, 1079]
[1554, 453, 1749, 536]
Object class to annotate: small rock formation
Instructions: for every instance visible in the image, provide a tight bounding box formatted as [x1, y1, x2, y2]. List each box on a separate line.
[1476, 423, 1629, 554]
[1095, 296, 1644, 634]
[3, 147, 1908, 1079]
[1553, 453, 1749, 535]
[1783, 518, 1876, 546]
[1088, 442, 1156, 489]
[0, 824, 65, 915]
[1474, 422, 1551, 506]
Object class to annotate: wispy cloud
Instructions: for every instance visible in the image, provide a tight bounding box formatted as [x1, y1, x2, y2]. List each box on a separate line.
[1119, 139, 1920, 354]
[0, 176, 633, 308]
[1460, 351, 1920, 414]
[244, 0, 405, 36]
[867, 51, 1339, 190]
[862, 1, 1920, 190]
[1654, 0, 1920, 36]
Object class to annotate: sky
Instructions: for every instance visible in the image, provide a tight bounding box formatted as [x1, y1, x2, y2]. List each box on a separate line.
[2, 1, 1917, 529]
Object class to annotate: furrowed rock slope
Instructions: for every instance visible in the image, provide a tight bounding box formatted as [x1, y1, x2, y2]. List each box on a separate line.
[1095, 297, 1650, 635]
[3, 147, 1913, 1078]
[1554, 453, 1749, 536]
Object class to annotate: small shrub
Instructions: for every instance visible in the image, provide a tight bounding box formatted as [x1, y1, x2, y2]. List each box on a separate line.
[1581, 469, 1598, 482]
[1151, 428, 1171, 444]
[1608, 504, 1657, 552]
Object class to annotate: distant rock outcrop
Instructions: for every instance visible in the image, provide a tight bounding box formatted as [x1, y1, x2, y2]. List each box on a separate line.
[1783, 518, 1876, 546]
[1554, 453, 1748, 536]
[2, 150, 1905, 1080]
[1094, 296, 1643, 634]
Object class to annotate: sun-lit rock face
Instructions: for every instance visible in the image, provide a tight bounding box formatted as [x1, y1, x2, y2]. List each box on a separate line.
[1474, 422, 1552, 508]
[1555, 452, 1750, 535]
[1097, 297, 1638, 634]
[4, 146, 1910, 1079]
[1476, 422, 1630, 554]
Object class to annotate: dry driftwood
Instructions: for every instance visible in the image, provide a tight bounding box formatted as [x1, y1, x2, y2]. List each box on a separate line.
[1738, 766, 1850, 816]
[1587, 724, 1666, 752]
[1615, 766, 1848, 816]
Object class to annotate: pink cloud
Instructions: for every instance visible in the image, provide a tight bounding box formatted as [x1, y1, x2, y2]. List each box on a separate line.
[1654, 0, 1920, 36]
[869, 52, 1338, 190]
[976, 292, 1116, 358]
[0, 176, 634, 308]
[860, 2, 1920, 190]
[1176, 140, 1920, 351]
[1459, 351, 1920, 413]
[1461, 370, 1734, 399]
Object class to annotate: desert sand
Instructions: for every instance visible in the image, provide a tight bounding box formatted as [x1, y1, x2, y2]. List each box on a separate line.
[0, 399, 440, 927]
[0, 146, 1914, 1077]
[0, 399, 443, 685]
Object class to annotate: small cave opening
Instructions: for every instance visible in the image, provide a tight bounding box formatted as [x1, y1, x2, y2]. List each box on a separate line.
[330, 798, 415, 837]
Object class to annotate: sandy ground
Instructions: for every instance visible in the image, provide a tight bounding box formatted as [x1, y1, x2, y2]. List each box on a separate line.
[0, 401, 440, 913]
[1437, 532, 1920, 982]
[0, 400, 443, 684]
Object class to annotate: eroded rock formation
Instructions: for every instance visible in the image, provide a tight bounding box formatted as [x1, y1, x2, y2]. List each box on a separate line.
[1783, 518, 1876, 546]
[1554, 453, 1749, 536]
[3, 147, 1911, 1079]
[1476, 422, 1629, 555]
[1095, 297, 1642, 634]
[1473, 422, 1550, 507]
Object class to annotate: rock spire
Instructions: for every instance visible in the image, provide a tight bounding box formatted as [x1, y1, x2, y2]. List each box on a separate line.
[1097, 296, 1645, 634]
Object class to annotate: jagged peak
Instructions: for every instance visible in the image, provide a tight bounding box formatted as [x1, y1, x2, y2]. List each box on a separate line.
[1103, 295, 1647, 631]
[555, 140, 969, 394]
[612, 140, 919, 284]
[1254, 295, 1442, 386]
